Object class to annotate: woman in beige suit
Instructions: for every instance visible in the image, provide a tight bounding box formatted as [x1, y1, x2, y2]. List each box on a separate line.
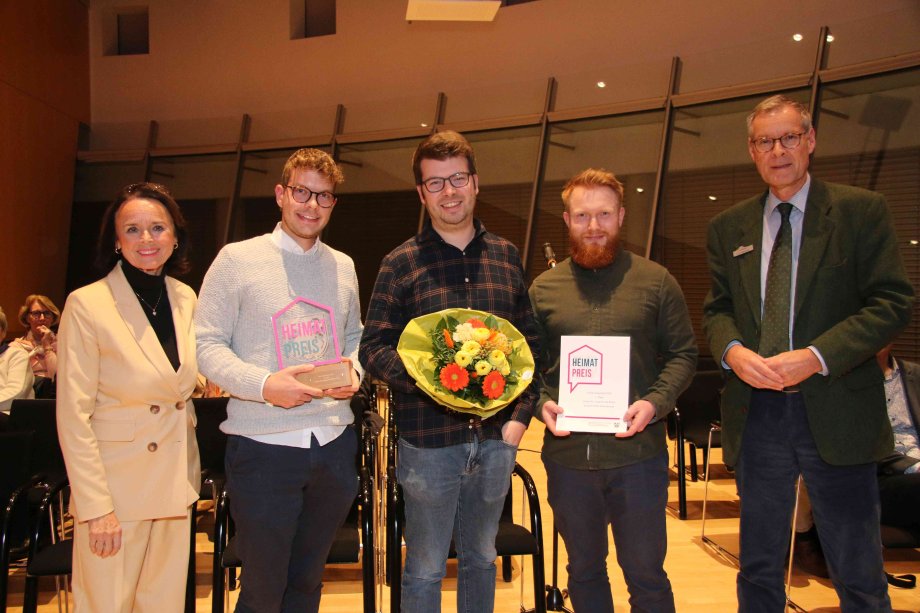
[57, 183, 201, 612]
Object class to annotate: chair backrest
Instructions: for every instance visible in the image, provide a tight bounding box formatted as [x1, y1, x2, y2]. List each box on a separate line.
[674, 370, 724, 445]
[193, 396, 230, 476]
[0, 430, 34, 506]
[0, 430, 35, 554]
[8, 399, 65, 478]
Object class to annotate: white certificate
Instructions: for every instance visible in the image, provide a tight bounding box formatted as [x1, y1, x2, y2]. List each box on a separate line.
[556, 335, 630, 434]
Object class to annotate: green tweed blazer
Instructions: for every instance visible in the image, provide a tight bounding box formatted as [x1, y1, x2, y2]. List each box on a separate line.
[703, 179, 914, 466]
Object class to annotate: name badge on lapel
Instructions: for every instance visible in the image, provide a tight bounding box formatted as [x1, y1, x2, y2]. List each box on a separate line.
[732, 244, 754, 258]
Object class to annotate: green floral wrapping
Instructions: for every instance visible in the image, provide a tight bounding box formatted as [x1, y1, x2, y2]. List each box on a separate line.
[397, 308, 535, 419]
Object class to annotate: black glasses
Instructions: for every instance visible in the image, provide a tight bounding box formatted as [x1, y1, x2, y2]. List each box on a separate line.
[420, 172, 472, 193]
[285, 185, 337, 208]
[29, 310, 53, 319]
[750, 132, 806, 153]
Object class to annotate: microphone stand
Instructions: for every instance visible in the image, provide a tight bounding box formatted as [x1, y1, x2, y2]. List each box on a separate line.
[539, 243, 573, 612]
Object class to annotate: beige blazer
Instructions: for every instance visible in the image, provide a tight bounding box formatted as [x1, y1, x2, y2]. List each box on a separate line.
[57, 263, 201, 522]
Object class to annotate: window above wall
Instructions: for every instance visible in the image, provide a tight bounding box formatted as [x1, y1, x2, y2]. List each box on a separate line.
[290, 0, 336, 40]
[102, 6, 149, 56]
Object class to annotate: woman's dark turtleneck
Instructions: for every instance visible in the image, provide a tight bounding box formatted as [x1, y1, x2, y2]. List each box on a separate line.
[121, 260, 180, 371]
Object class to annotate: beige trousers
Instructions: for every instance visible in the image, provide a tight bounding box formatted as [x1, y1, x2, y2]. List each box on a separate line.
[72, 508, 192, 613]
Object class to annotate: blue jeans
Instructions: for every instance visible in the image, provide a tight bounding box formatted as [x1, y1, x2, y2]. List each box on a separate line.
[225, 429, 358, 613]
[398, 437, 518, 613]
[544, 451, 675, 613]
[736, 390, 891, 613]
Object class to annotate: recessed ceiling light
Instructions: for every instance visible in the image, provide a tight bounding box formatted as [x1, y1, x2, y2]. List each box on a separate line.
[636, 187, 644, 193]
[708, 195, 718, 201]
[420, 122, 429, 127]
[596, 81, 606, 88]
[826, 34, 834, 43]
[792, 33, 803, 42]
[910, 239, 919, 245]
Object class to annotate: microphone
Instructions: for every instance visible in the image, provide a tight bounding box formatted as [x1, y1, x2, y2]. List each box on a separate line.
[543, 242, 557, 269]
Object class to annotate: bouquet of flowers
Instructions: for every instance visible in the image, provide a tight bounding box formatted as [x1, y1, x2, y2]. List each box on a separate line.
[397, 308, 535, 419]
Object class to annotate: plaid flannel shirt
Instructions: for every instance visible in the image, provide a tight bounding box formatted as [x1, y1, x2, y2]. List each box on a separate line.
[359, 219, 539, 448]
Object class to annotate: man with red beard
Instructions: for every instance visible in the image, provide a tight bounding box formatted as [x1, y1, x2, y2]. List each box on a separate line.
[529, 168, 697, 612]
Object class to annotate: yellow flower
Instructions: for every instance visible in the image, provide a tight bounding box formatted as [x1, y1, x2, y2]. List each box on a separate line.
[500, 362, 511, 376]
[488, 350, 506, 367]
[473, 327, 491, 342]
[461, 341, 482, 355]
[454, 351, 473, 367]
[475, 360, 493, 376]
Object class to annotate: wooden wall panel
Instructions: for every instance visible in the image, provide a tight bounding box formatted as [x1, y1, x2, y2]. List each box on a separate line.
[0, 0, 87, 339]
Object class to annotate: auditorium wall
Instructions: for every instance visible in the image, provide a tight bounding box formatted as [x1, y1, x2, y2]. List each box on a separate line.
[0, 1, 89, 337]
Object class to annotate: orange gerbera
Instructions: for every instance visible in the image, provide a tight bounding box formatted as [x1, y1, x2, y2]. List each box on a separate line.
[482, 371, 506, 399]
[467, 318, 486, 328]
[442, 328, 455, 348]
[439, 363, 469, 392]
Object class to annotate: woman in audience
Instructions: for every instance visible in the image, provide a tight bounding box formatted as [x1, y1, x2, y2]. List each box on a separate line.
[15, 294, 60, 397]
[57, 183, 201, 612]
[0, 306, 35, 427]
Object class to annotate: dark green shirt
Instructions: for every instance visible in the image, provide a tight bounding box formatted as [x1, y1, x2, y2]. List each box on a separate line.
[528, 249, 697, 469]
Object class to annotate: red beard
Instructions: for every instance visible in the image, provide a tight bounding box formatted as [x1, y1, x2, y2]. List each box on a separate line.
[570, 231, 618, 269]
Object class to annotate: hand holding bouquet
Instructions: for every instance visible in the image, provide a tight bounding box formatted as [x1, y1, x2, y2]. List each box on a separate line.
[397, 308, 534, 418]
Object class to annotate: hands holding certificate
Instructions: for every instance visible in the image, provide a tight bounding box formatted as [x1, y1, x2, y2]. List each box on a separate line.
[542, 398, 655, 438]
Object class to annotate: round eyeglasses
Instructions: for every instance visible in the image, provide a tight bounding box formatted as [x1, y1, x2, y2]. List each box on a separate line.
[750, 132, 806, 153]
[420, 172, 472, 193]
[285, 185, 337, 208]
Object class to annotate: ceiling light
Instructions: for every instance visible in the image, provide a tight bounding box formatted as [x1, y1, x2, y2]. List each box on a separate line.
[910, 239, 919, 245]
[792, 33, 803, 42]
[406, 0, 501, 22]
[635, 187, 644, 193]
[708, 195, 717, 201]
[420, 122, 429, 128]
[596, 81, 606, 88]
[826, 34, 835, 42]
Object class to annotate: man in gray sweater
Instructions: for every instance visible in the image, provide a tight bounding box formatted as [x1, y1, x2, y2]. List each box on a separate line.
[529, 168, 697, 613]
[196, 148, 363, 613]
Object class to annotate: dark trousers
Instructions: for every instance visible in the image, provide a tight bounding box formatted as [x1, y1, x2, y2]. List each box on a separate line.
[879, 471, 920, 531]
[225, 428, 358, 613]
[544, 451, 675, 613]
[736, 390, 891, 613]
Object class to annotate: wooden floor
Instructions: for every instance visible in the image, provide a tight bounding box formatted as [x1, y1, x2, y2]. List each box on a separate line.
[7, 421, 920, 612]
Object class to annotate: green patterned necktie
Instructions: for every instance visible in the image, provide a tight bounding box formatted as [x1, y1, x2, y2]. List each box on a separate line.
[760, 202, 793, 357]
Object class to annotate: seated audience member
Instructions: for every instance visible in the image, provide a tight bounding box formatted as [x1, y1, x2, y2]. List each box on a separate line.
[0, 306, 35, 425]
[875, 344, 920, 534]
[794, 343, 920, 577]
[14, 294, 60, 398]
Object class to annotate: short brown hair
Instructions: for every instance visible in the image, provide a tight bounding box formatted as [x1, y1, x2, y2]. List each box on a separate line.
[411, 130, 477, 185]
[95, 183, 191, 276]
[561, 168, 625, 212]
[747, 94, 812, 136]
[18, 295, 61, 328]
[281, 148, 344, 187]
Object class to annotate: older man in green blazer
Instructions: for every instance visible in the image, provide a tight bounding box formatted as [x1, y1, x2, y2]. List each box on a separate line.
[703, 94, 914, 612]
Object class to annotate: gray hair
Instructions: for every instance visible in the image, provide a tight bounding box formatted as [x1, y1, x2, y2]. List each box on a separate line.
[747, 94, 812, 136]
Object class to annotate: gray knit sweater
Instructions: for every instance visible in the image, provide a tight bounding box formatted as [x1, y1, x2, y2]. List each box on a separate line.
[196, 233, 363, 435]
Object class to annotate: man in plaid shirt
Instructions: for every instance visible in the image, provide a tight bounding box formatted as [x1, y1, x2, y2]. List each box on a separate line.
[359, 130, 539, 612]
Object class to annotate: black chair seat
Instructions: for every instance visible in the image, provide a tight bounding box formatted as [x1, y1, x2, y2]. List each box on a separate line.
[27, 540, 72, 576]
[495, 524, 541, 555]
[220, 538, 240, 569]
[221, 525, 361, 570]
[881, 524, 920, 549]
[327, 526, 360, 564]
